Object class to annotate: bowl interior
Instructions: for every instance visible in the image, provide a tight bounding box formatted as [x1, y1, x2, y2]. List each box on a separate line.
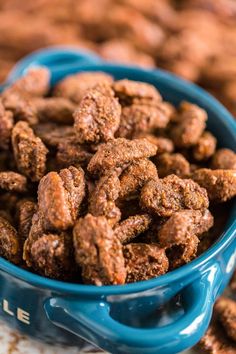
[0, 63, 235, 295]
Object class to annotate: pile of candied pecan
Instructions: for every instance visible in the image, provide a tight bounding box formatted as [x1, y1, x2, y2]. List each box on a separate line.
[0, 67, 235, 286]
[197, 274, 236, 353]
[0, 0, 235, 118]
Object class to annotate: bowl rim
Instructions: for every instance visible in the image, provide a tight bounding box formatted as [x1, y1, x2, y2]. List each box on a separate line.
[0, 63, 235, 295]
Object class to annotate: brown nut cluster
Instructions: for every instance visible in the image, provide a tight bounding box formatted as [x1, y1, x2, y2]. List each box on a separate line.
[211, 148, 236, 170]
[198, 295, 236, 353]
[169, 102, 207, 148]
[140, 175, 209, 217]
[0, 68, 235, 286]
[155, 153, 190, 178]
[192, 168, 236, 202]
[12, 121, 48, 182]
[0, 1, 235, 122]
[74, 85, 121, 144]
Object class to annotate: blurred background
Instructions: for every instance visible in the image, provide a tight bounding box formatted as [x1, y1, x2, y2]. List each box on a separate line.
[0, 0, 235, 117]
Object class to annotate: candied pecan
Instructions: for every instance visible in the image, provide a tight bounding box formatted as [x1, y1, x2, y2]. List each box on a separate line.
[74, 85, 121, 144]
[2, 92, 38, 125]
[123, 243, 168, 283]
[193, 131, 217, 161]
[56, 137, 93, 168]
[38, 166, 85, 231]
[161, 102, 176, 120]
[113, 79, 162, 105]
[116, 103, 169, 139]
[35, 97, 76, 125]
[134, 134, 174, 155]
[192, 168, 236, 202]
[73, 214, 126, 285]
[215, 297, 236, 342]
[166, 235, 199, 269]
[211, 148, 236, 170]
[88, 138, 157, 176]
[106, 5, 165, 54]
[156, 153, 190, 178]
[169, 102, 207, 148]
[119, 158, 158, 200]
[140, 174, 209, 217]
[99, 39, 155, 68]
[198, 321, 236, 354]
[158, 209, 213, 247]
[197, 204, 229, 255]
[34, 123, 75, 147]
[23, 211, 44, 266]
[201, 56, 236, 88]
[89, 170, 121, 226]
[2, 68, 49, 125]
[12, 121, 48, 181]
[159, 209, 213, 268]
[0, 171, 27, 193]
[0, 101, 14, 150]
[0, 216, 21, 264]
[54, 72, 114, 103]
[30, 232, 74, 279]
[114, 214, 152, 244]
[3, 68, 50, 98]
[16, 199, 37, 241]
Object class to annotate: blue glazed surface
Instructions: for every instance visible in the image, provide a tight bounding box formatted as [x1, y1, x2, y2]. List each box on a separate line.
[0, 47, 235, 354]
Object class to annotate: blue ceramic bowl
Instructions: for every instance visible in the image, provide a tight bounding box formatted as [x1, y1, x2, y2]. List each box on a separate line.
[0, 47, 235, 354]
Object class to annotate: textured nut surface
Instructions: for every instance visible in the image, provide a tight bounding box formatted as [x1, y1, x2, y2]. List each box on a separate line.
[54, 72, 114, 103]
[12, 121, 48, 181]
[156, 153, 190, 178]
[0, 216, 21, 264]
[38, 166, 85, 231]
[34, 123, 75, 147]
[113, 79, 162, 105]
[116, 102, 169, 139]
[215, 297, 236, 342]
[88, 138, 157, 175]
[89, 170, 121, 226]
[35, 97, 76, 125]
[193, 131, 217, 161]
[170, 102, 207, 148]
[119, 158, 158, 200]
[73, 214, 126, 285]
[198, 320, 236, 354]
[158, 209, 214, 247]
[0, 171, 27, 193]
[192, 168, 236, 202]
[124, 243, 168, 283]
[0, 101, 14, 150]
[30, 232, 74, 280]
[114, 214, 152, 244]
[74, 85, 121, 144]
[211, 148, 236, 170]
[140, 174, 209, 217]
[56, 137, 93, 168]
[16, 199, 37, 241]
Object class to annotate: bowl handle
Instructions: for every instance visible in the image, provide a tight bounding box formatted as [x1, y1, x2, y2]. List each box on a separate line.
[44, 263, 222, 354]
[1, 46, 101, 89]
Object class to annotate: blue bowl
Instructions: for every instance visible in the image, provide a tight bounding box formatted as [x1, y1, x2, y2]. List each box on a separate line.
[0, 47, 235, 354]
